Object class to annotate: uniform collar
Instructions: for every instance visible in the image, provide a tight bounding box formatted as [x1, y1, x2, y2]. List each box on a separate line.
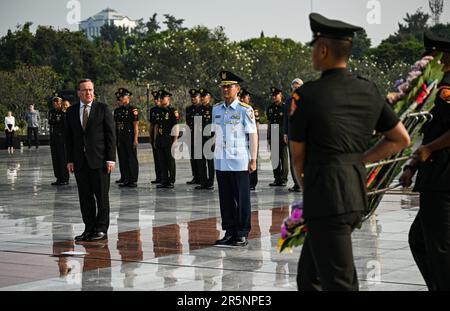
[222, 98, 240, 110]
[321, 67, 348, 78]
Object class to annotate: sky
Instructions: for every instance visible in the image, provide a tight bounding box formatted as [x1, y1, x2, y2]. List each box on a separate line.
[0, 0, 449, 46]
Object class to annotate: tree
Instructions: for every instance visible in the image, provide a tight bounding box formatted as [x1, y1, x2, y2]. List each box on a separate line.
[383, 8, 430, 44]
[429, 0, 444, 25]
[99, 23, 130, 47]
[163, 14, 186, 31]
[147, 13, 161, 33]
[352, 30, 372, 58]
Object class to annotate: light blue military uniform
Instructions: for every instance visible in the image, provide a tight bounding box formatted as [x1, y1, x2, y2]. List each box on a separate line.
[212, 99, 257, 171]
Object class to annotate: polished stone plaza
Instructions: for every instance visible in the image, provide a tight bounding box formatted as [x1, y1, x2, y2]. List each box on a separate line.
[0, 144, 426, 291]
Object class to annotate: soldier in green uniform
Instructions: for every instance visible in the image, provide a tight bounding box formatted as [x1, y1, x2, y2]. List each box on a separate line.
[48, 96, 69, 186]
[290, 13, 410, 291]
[195, 88, 215, 190]
[240, 88, 260, 191]
[149, 90, 163, 184]
[114, 88, 139, 188]
[267, 87, 289, 187]
[185, 88, 202, 185]
[400, 32, 450, 291]
[155, 90, 180, 189]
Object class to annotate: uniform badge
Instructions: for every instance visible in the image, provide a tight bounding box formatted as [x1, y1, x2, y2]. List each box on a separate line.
[439, 86, 450, 103]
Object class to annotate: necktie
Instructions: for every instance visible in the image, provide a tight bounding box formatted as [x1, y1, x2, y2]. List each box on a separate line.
[82, 104, 89, 130]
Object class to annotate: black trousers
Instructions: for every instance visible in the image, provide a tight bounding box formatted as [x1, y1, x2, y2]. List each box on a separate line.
[159, 145, 176, 185]
[197, 141, 215, 186]
[272, 142, 289, 183]
[189, 138, 199, 181]
[297, 212, 361, 291]
[216, 170, 251, 238]
[152, 143, 162, 181]
[288, 144, 299, 188]
[117, 135, 139, 183]
[27, 127, 39, 148]
[50, 142, 69, 182]
[5, 130, 14, 148]
[409, 191, 450, 291]
[74, 162, 111, 233]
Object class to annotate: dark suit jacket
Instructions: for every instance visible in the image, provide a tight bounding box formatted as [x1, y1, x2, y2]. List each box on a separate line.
[65, 101, 116, 171]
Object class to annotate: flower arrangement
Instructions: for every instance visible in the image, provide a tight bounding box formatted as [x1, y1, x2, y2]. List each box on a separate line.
[277, 201, 307, 253]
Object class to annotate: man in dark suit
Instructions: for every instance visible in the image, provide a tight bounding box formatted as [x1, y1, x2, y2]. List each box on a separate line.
[65, 79, 116, 242]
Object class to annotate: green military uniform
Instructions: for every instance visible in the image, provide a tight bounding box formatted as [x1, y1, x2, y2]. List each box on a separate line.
[239, 88, 260, 190]
[114, 88, 139, 187]
[289, 13, 399, 291]
[149, 90, 162, 184]
[155, 90, 179, 188]
[267, 87, 289, 186]
[48, 98, 69, 185]
[408, 32, 450, 291]
[195, 88, 215, 190]
[185, 89, 202, 184]
[113, 95, 125, 184]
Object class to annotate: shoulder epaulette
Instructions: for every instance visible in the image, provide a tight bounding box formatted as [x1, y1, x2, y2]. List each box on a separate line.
[239, 102, 251, 109]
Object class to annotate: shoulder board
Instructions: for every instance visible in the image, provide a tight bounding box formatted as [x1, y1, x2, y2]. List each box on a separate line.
[239, 102, 251, 109]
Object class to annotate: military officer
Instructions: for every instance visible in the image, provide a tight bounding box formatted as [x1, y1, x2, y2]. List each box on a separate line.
[186, 88, 202, 185]
[155, 90, 180, 189]
[48, 96, 69, 186]
[114, 93, 126, 184]
[267, 87, 289, 186]
[284, 78, 304, 193]
[149, 90, 163, 184]
[115, 88, 139, 188]
[212, 71, 258, 247]
[239, 88, 260, 191]
[290, 13, 410, 291]
[400, 32, 450, 291]
[195, 88, 215, 190]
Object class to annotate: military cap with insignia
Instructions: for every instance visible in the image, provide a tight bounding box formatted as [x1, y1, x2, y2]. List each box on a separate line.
[189, 88, 200, 97]
[219, 70, 244, 86]
[151, 90, 160, 100]
[270, 87, 283, 96]
[158, 89, 172, 97]
[308, 13, 363, 46]
[199, 88, 212, 97]
[423, 31, 450, 55]
[239, 88, 253, 97]
[117, 88, 132, 98]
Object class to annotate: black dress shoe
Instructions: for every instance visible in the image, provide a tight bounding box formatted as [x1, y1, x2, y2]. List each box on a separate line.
[288, 186, 301, 192]
[74, 232, 92, 241]
[151, 180, 161, 184]
[214, 235, 235, 246]
[250, 186, 256, 191]
[157, 183, 174, 189]
[205, 185, 214, 190]
[51, 181, 61, 186]
[115, 179, 125, 184]
[269, 181, 281, 187]
[87, 232, 107, 241]
[233, 236, 248, 247]
[126, 182, 137, 188]
[186, 179, 199, 185]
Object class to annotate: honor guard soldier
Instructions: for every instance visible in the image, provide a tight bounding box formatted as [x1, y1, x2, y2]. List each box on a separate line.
[48, 96, 69, 185]
[400, 32, 450, 291]
[267, 87, 289, 186]
[285, 79, 304, 193]
[115, 88, 139, 188]
[212, 71, 258, 247]
[290, 13, 410, 291]
[149, 90, 163, 184]
[114, 92, 125, 184]
[155, 90, 180, 189]
[240, 88, 260, 191]
[195, 88, 215, 190]
[186, 88, 202, 185]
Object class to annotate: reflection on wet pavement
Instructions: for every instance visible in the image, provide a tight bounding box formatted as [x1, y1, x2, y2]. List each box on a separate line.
[0, 145, 426, 291]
